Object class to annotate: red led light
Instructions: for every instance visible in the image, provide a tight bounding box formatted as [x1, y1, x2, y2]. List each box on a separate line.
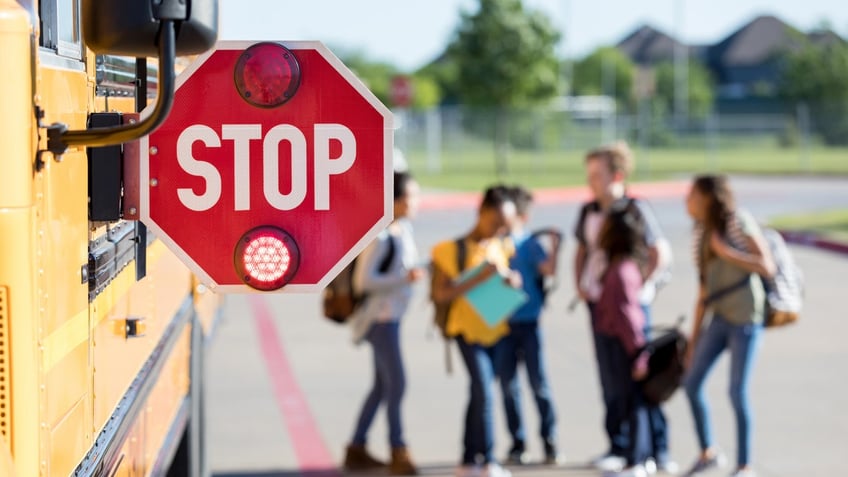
[234, 42, 301, 108]
[234, 226, 300, 291]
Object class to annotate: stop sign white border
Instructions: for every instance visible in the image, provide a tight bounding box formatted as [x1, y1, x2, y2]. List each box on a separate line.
[139, 41, 394, 293]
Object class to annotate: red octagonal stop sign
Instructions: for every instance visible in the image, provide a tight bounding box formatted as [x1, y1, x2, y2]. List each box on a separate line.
[140, 41, 394, 292]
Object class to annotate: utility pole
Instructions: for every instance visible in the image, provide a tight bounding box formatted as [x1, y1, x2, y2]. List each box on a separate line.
[673, 0, 688, 126]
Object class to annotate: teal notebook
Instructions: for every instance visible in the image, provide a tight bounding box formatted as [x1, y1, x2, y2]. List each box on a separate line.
[457, 263, 528, 327]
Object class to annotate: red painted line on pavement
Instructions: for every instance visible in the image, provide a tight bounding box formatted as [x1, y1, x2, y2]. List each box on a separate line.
[418, 180, 690, 211]
[780, 230, 848, 256]
[250, 295, 342, 476]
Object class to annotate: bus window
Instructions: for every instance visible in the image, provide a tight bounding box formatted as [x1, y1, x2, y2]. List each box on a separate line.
[40, 0, 82, 60]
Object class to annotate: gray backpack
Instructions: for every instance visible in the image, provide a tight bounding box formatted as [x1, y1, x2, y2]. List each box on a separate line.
[761, 228, 804, 327]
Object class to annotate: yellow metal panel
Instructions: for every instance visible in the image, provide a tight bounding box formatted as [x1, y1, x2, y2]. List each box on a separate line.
[139, 328, 190, 475]
[0, 208, 39, 477]
[45, 342, 88, 443]
[42, 309, 87, 372]
[36, 59, 92, 477]
[91, 272, 134, 430]
[46, 397, 87, 477]
[92, 241, 192, 435]
[0, 4, 38, 473]
[0, 0, 34, 209]
[1, 434, 14, 477]
[39, 67, 90, 340]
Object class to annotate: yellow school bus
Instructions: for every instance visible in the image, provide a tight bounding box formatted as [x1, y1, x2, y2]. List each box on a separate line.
[0, 0, 220, 475]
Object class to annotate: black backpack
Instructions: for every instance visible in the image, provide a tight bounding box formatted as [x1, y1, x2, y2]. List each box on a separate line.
[638, 321, 689, 405]
[322, 236, 396, 324]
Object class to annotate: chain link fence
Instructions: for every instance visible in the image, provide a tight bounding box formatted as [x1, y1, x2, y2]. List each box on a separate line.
[394, 101, 845, 184]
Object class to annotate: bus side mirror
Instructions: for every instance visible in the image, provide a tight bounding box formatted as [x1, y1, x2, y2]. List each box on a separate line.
[81, 0, 218, 57]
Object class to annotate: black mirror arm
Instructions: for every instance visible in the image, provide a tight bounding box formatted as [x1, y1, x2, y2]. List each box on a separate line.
[46, 20, 177, 155]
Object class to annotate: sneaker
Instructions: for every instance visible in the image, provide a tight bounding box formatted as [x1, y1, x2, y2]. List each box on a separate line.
[455, 464, 481, 477]
[481, 463, 512, 477]
[603, 464, 648, 477]
[646, 456, 679, 474]
[729, 468, 756, 477]
[683, 452, 727, 476]
[593, 453, 626, 472]
[543, 440, 566, 466]
[644, 458, 657, 475]
[505, 442, 528, 465]
[343, 444, 386, 471]
[656, 458, 679, 474]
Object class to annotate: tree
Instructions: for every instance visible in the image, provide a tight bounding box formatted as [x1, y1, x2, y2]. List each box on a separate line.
[780, 40, 848, 145]
[335, 48, 442, 110]
[409, 75, 441, 109]
[571, 47, 635, 110]
[335, 48, 398, 107]
[447, 0, 561, 175]
[653, 60, 715, 119]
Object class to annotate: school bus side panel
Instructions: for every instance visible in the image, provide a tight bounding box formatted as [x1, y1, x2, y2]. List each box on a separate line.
[38, 57, 93, 475]
[0, 2, 40, 476]
[91, 241, 192, 437]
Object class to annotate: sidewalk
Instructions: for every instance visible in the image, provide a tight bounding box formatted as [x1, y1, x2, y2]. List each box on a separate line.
[417, 181, 691, 211]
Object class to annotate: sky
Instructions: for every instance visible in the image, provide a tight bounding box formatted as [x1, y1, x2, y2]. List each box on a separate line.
[220, 0, 847, 72]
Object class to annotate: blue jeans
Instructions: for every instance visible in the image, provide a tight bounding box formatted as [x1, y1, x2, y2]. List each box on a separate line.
[684, 314, 762, 467]
[596, 334, 651, 467]
[352, 322, 407, 448]
[494, 322, 557, 445]
[456, 335, 497, 464]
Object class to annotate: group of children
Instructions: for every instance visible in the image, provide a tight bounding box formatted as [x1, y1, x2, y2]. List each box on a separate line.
[341, 141, 772, 477]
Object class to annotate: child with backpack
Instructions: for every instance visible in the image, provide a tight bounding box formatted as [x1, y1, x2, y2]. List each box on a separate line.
[430, 185, 521, 477]
[682, 175, 776, 477]
[493, 185, 564, 466]
[343, 171, 425, 476]
[573, 142, 676, 474]
[594, 203, 654, 477]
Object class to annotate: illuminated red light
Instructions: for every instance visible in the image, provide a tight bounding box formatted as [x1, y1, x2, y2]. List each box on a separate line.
[234, 226, 300, 291]
[234, 42, 301, 108]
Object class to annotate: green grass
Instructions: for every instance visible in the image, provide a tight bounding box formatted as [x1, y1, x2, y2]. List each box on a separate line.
[404, 143, 848, 191]
[769, 209, 848, 242]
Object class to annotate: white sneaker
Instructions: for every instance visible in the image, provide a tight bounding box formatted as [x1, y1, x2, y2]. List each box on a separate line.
[455, 464, 481, 477]
[603, 464, 648, 477]
[657, 459, 679, 474]
[646, 456, 679, 474]
[593, 453, 626, 472]
[644, 458, 657, 475]
[480, 463, 511, 477]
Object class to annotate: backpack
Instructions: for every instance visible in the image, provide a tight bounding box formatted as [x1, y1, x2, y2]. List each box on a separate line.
[322, 235, 396, 324]
[576, 197, 672, 294]
[638, 323, 689, 405]
[430, 237, 467, 374]
[527, 227, 563, 305]
[431, 237, 467, 338]
[761, 227, 804, 327]
[703, 227, 803, 328]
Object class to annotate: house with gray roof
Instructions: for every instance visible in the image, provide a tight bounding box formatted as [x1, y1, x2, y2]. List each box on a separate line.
[616, 14, 844, 108]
